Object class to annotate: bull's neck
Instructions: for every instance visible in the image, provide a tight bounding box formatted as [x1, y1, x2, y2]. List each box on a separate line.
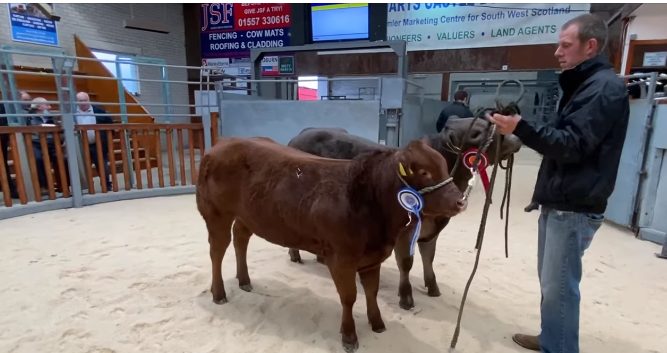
[425, 133, 459, 170]
[372, 154, 423, 239]
[425, 133, 470, 191]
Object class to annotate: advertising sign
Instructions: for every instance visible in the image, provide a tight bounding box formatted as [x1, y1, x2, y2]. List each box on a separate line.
[386, 3, 591, 51]
[7, 3, 59, 46]
[200, 3, 291, 60]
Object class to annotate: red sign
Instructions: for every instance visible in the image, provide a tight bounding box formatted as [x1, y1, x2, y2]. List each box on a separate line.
[233, 3, 291, 31]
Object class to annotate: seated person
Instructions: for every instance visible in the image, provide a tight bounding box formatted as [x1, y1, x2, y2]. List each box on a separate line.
[75, 91, 113, 190]
[26, 97, 58, 193]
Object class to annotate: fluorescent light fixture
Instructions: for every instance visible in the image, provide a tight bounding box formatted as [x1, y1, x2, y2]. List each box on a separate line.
[316, 48, 394, 55]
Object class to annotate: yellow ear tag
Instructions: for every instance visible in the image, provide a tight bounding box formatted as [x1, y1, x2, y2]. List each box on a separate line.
[398, 162, 407, 176]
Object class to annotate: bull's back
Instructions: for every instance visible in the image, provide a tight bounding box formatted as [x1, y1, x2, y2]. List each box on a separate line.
[198, 137, 350, 230]
[288, 127, 390, 159]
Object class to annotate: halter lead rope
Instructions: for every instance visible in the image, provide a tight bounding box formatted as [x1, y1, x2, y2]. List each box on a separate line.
[449, 100, 520, 350]
[449, 135, 503, 350]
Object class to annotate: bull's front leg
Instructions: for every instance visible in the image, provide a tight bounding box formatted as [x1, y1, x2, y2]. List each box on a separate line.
[418, 218, 449, 297]
[359, 265, 386, 332]
[328, 261, 359, 352]
[393, 237, 415, 310]
[288, 248, 303, 263]
[418, 235, 441, 297]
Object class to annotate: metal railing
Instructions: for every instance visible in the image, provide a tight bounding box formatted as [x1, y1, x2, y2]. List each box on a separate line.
[0, 46, 220, 219]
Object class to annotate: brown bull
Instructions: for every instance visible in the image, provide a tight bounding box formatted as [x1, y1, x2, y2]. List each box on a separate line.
[196, 136, 466, 352]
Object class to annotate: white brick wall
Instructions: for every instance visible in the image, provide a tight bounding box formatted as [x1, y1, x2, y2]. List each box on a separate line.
[0, 3, 190, 121]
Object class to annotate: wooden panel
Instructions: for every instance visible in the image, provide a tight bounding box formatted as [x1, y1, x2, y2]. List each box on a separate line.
[0, 136, 12, 207]
[627, 40, 667, 73]
[293, 44, 562, 76]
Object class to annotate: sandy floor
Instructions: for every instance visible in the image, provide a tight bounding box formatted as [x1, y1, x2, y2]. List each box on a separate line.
[1, 153, 665, 353]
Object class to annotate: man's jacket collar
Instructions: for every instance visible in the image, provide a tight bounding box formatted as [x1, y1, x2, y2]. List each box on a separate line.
[559, 54, 612, 94]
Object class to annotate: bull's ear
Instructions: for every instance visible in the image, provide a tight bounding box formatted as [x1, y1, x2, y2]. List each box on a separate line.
[396, 151, 415, 177]
[398, 162, 408, 176]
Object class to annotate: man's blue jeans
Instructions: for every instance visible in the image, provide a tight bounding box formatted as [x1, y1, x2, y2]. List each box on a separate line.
[537, 207, 604, 353]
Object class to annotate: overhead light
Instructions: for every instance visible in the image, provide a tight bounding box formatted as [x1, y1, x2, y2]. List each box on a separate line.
[317, 48, 394, 55]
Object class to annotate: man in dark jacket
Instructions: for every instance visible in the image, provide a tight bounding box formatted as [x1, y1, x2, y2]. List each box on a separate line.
[490, 14, 630, 353]
[435, 90, 474, 132]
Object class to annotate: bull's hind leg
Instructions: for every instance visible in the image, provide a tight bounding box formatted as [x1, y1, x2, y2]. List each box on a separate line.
[232, 219, 253, 292]
[206, 212, 234, 304]
[359, 266, 386, 333]
[419, 235, 441, 297]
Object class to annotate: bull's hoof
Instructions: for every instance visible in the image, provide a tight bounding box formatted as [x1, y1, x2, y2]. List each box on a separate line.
[399, 295, 415, 310]
[426, 284, 441, 297]
[371, 322, 386, 333]
[212, 296, 228, 305]
[239, 283, 253, 292]
[342, 335, 359, 353]
[288, 249, 303, 264]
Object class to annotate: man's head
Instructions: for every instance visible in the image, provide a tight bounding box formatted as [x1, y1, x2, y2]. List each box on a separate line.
[19, 90, 31, 110]
[554, 13, 608, 70]
[453, 90, 469, 104]
[30, 97, 51, 113]
[76, 91, 91, 111]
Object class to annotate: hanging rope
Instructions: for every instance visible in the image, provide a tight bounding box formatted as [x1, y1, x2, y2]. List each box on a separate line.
[449, 94, 522, 350]
[499, 154, 514, 258]
[450, 135, 502, 350]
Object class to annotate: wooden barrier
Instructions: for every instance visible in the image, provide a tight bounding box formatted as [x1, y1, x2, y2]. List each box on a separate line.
[1, 122, 207, 208]
[0, 125, 69, 207]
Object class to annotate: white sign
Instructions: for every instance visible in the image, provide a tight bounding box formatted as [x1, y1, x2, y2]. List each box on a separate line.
[643, 52, 667, 67]
[386, 3, 591, 51]
[202, 57, 251, 76]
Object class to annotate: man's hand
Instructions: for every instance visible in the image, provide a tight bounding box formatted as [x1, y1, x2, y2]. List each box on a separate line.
[488, 113, 522, 135]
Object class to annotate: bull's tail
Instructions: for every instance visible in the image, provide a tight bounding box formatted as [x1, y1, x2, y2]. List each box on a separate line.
[195, 153, 213, 216]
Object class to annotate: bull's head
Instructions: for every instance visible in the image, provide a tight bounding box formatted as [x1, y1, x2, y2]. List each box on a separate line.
[396, 139, 467, 218]
[441, 115, 522, 164]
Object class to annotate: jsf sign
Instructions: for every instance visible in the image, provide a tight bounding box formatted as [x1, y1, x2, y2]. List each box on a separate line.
[200, 4, 234, 32]
[200, 3, 292, 59]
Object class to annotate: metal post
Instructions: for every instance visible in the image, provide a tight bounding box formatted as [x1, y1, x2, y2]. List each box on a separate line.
[160, 65, 172, 123]
[215, 81, 224, 139]
[0, 48, 23, 125]
[114, 60, 135, 188]
[385, 109, 401, 148]
[53, 56, 82, 207]
[657, 238, 667, 259]
[202, 94, 212, 152]
[2, 49, 34, 201]
[632, 72, 660, 230]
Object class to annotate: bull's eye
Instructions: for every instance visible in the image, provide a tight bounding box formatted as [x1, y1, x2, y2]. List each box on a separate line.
[418, 169, 430, 178]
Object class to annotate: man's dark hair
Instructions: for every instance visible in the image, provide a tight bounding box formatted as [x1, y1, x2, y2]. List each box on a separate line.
[562, 13, 608, 54]
[453, 90, 468, 101]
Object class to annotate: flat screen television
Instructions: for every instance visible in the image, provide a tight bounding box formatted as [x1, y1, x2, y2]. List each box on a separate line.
[310, 3, 369, 42]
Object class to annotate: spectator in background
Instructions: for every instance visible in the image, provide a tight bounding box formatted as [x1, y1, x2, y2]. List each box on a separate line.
[75, 91, 113, 190]
[436, 90, 475, 133]
[26, 97, 57, 193]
